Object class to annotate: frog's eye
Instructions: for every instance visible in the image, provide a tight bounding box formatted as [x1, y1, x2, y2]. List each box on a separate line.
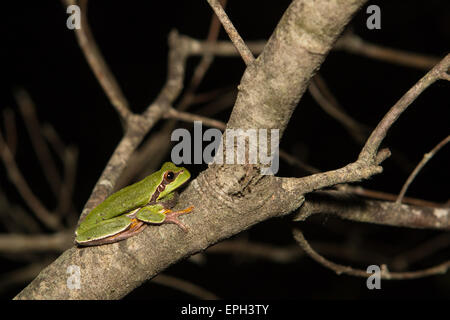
[164, 171, 175, 182]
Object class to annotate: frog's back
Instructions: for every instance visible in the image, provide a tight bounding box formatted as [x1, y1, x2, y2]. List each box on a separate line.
[78, 173, 161, 231]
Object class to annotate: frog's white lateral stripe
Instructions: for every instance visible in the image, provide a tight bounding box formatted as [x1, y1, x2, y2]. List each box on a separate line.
[126, 208, 140, 219]
[76, 223, 131, 244]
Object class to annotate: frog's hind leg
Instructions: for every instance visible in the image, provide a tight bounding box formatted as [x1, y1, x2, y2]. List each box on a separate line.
[102, 218, 146, 243]
[76, 215, 146, 246]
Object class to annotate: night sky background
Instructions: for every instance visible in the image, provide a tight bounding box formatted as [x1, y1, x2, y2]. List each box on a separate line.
[1, 0, 449, 299]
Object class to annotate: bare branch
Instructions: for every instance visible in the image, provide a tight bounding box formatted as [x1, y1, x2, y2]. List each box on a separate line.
[397, 135, 450, 203]
[0, 193, 41, 234]
[309, 74, 369, 143]
[287, 54, 450, 196]
[2, 107, 17, 156]
[152, 274, 219, 300]
[278, 150, 320, 174]
[207, 239, 303, 263]
[184, 30, 442, 73]
[359, 54, 450, 162]
[56, 146, 79, 224]
[187, 38, 265, 56]
[183, 30, 443, 72]
[0, 131, 62, 230]
[207, 238, 386, 265]
[338, 185, 445, 208]
[164, 108, 226, 130]
[335, 31, 442, 70]
[392, 233, 450, 270]
[14, 88, 62, 195]
[177, 0, 227, 111]
[309, 75, 417, 174]
[42, 124, 69, 159]
[294, 190, 450, 230]
[206, 0, 255, 65]
[0, 232, 72, 253]
[293, 228, 450, 279]
[62, 0, 131, 121]
[0, 261, 52, 294]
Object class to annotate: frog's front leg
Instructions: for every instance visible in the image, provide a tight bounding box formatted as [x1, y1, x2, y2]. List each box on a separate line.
[136, 204, 194, 231]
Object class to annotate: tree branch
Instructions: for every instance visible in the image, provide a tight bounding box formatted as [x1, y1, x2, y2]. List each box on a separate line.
[396, 135, 450, 203]
[14, 89, 62, 196]
[0, 132, 62, 230]
[15, 0, 370, 299]
[335, 31, 442, 70]
[206, 0, 255, 65]
[294, 191, 450, 230]
[293, 228, 450, 279]
[152, 274, 219, 300]
[63, 0, 131, 121]
[358, 54, 450, 162]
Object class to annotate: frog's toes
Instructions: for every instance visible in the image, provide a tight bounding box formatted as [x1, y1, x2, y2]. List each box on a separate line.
[163, 206, 194, 231]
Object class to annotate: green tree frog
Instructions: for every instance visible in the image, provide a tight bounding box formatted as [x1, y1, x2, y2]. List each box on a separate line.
[75, 162, 193, 246]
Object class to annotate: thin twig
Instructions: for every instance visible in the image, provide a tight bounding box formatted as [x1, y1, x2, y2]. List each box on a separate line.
[207, 239, 303, 263]
[309, 75, 417, 174]
[56, 146, 79, 225]
[177, 0, 227, 111]
[14, 88, 62, 195]
[338, 185, 445, 208]
[195, 88, 236, 115]
[187, 38, 265, 56]
[209, 238, 387, 265]
[0, 131, 62, 230]
[165, 108, 226, 130]
[294, 190, 450, 230]
[0, 260, 53, 295]
[184, 31, 441, 72]
[293, 228, 450, 279]
[42, 124, 81, 224]
[397, 135, 450, 204]
[181, 31, 442, 72]
[278, 150, 320, 174]
[335, 31, 442, 70]
[42, 124, 68, 158]
[206, 0, 255, 65]
[0, 232, 72, 253]
[63, 0, 131, 121]
[391, 233, 450, 270]
[152, 274, 219, 299]
[0, 193, 41, 233]
[2, 107, 17, 156]
[358, 54, 450, 163]
[309, 74, 369, 143]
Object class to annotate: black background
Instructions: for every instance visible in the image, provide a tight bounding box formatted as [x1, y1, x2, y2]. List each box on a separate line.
[1, 1, 449, 299]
